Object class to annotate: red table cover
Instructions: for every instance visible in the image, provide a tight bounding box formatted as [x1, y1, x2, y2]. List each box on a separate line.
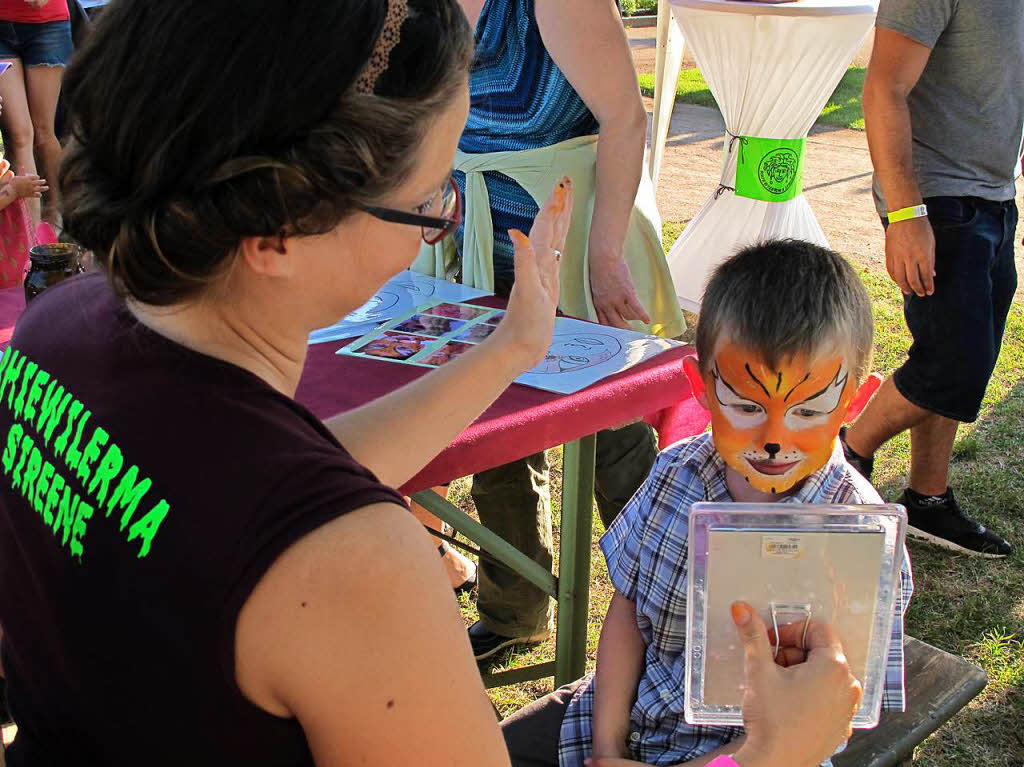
[0, 288, 710, 495]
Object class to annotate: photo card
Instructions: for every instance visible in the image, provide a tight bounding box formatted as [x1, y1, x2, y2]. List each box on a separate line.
[393, 313, 466, 337]
[422, 341, 475, 366]
[425, 302, 493, 321]
[352, 331, 433, 361]
[453, 323, 498, 343]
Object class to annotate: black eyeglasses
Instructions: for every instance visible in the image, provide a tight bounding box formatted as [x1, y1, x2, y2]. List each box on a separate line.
[360, 176, 462, 245]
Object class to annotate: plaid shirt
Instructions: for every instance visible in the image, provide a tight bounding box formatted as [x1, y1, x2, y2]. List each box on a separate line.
[558, 433, 914, 767]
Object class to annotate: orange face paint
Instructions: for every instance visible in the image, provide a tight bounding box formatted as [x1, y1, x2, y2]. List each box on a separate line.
[704, 343, 856, 494]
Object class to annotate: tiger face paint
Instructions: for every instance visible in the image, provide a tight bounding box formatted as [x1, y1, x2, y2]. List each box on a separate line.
[703, 343, 857, 494]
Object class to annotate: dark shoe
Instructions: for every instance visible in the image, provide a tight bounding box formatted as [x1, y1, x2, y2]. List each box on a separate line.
[839, 426, 874, 481]
[901, 488, 1013, 558]
[468, 621, 550, 661]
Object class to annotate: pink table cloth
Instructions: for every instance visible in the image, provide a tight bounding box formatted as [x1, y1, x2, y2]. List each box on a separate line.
[0, 288, 710, 494]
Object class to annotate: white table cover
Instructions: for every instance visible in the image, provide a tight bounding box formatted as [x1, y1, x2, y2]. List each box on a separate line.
[662, 0, 876, 311]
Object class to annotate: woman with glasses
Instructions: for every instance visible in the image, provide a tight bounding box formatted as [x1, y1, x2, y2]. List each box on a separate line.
[0, 0, 573, 763]
[411, 0, 686, 660]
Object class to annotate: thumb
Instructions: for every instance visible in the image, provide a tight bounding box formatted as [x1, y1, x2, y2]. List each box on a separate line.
[731, 601, 774, 678]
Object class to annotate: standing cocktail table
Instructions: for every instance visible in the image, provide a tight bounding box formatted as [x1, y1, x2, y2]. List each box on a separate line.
[656, 0, 876, 311]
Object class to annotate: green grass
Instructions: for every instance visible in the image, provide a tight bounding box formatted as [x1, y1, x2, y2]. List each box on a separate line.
[639, 66, 867, 131]
[454, 231, 1024, 763]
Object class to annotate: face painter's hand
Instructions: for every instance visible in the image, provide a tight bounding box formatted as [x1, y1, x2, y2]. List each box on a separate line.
[490, 176, 573, 371]
[730, 602, 862, 767]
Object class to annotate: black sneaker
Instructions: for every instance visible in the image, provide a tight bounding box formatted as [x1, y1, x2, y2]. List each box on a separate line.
[901, 488, 1013, 558]
[839, 426, 874, 481]
[468, 621, 549, 661]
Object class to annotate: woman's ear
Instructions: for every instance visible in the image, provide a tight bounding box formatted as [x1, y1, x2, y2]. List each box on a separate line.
[683, 355, 710, 411]
[238, 232, 292, 278]
[844, 372, 883, 423]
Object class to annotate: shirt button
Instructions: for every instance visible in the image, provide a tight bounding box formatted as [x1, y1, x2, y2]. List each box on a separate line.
[630, 732, 641, 742]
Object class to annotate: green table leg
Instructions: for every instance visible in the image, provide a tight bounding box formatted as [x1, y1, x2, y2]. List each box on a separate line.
[555, 434, 597, 687]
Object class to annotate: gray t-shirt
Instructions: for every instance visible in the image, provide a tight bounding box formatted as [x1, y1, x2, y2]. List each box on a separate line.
[873, 0, 1023, 211]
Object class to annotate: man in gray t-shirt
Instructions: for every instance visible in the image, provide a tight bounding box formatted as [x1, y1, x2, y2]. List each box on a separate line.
[842, 0, 1021, 557]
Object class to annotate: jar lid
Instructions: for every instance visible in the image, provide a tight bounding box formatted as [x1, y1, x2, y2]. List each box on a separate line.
[29, 243, 77, 265]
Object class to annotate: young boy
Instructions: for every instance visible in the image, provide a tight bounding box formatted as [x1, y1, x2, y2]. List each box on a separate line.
[549, 240, 914, 766]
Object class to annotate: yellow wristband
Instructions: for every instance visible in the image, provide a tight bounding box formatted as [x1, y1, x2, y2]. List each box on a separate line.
[887, 204, 928, 223]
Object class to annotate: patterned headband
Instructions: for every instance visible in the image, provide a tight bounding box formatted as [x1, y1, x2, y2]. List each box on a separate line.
[354, 0, 409, 94]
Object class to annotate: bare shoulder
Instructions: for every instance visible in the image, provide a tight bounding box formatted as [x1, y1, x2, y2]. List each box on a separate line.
[233, 503, 510, 766]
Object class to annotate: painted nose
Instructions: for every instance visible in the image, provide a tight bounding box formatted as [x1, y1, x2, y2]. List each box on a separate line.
[764, 443, 781, 458]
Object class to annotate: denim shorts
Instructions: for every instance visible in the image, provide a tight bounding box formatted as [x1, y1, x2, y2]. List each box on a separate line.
[0, 20, 72, 67]
[890, 196, 1019, 422]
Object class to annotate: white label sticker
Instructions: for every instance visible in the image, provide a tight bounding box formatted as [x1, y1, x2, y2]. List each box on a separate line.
[762, 535, 803, 559]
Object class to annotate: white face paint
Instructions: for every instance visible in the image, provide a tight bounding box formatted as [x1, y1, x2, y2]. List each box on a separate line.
[783, 365, 849, 430]
[714, 366, 766, 429]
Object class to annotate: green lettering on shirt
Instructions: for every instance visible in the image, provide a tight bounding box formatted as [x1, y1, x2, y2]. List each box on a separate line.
[2, 422, 24, 474]
[21, 446, 42, 507]
[37, 381, 72, 447]
[53, 399, 83, 459]
[88, 442, 123, 507]
[24, 368, 50, 424]
[3, 352, 171, 565]
[69, 499, 94, 561]
[12, 361, 38, 421]
[54, 484, 79, 546]
[65, 410, 92, 474]
[127, 499, 169, 558]
[2, 350, 25, 409]
[34, 461, 55, 522]
[44, 471, 65, 526]
[109, 465, 151, 530]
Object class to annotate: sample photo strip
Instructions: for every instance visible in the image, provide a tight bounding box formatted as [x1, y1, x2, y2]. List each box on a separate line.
[352, 331, 432, 360]
[422, 341, 475, 366]
[393, 313, 466, 337]
[424, 302, 493, 321]
[453, 322, 498, 343]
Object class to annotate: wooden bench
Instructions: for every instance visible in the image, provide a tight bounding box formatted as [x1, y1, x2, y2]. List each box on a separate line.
[834, 636, 988, 767]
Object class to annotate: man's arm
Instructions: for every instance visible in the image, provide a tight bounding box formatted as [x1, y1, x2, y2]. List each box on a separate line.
[863, 26, 934, 297]
[591, 591, 647, 758]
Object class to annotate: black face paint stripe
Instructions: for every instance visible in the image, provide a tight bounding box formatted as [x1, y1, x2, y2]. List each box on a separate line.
[776, 371, 783, 392]
[788, 363, 847, 411]
[745, 363, 771, 398]
[783, 372, 811, 402]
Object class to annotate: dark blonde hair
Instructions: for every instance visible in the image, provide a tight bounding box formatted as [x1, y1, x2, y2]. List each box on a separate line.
[696, 239, 874, 381]
[60, 0, 473, 305]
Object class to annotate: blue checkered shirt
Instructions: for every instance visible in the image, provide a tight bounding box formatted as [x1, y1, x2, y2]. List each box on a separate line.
[558, 433, 914, 767]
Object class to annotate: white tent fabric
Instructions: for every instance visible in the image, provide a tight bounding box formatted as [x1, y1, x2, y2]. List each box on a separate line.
[662, 0, 876, 311]
[648, 0, 685, 191]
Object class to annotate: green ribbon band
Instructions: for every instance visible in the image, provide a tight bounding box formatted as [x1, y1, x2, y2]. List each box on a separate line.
[733, 136, 806, 202]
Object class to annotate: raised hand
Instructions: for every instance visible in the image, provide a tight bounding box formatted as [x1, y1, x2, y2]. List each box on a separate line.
[494, 176, 574, 370]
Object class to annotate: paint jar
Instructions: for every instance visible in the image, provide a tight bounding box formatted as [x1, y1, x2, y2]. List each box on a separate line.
[24, 244, 82, 303]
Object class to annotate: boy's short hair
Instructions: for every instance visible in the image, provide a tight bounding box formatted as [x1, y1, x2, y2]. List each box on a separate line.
[696, 239, 873, 380]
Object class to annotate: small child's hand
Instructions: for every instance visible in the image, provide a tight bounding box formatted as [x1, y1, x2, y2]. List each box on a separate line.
[0, 159, 12, 182]
[10, 174, 48, 199]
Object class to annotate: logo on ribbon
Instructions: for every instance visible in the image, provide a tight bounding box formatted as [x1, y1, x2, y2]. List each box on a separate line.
[758, 148, 800, 196]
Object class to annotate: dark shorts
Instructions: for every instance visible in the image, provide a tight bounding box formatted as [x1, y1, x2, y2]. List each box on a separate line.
[0, 20, 72, 67]
[891, 196, 1018, 423]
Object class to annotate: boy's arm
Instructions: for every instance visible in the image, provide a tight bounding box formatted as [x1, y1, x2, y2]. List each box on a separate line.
[592, 591, 646, 759]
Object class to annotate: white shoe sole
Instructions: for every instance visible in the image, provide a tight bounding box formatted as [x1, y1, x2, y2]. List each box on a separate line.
[906, 525, 1009, 559]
